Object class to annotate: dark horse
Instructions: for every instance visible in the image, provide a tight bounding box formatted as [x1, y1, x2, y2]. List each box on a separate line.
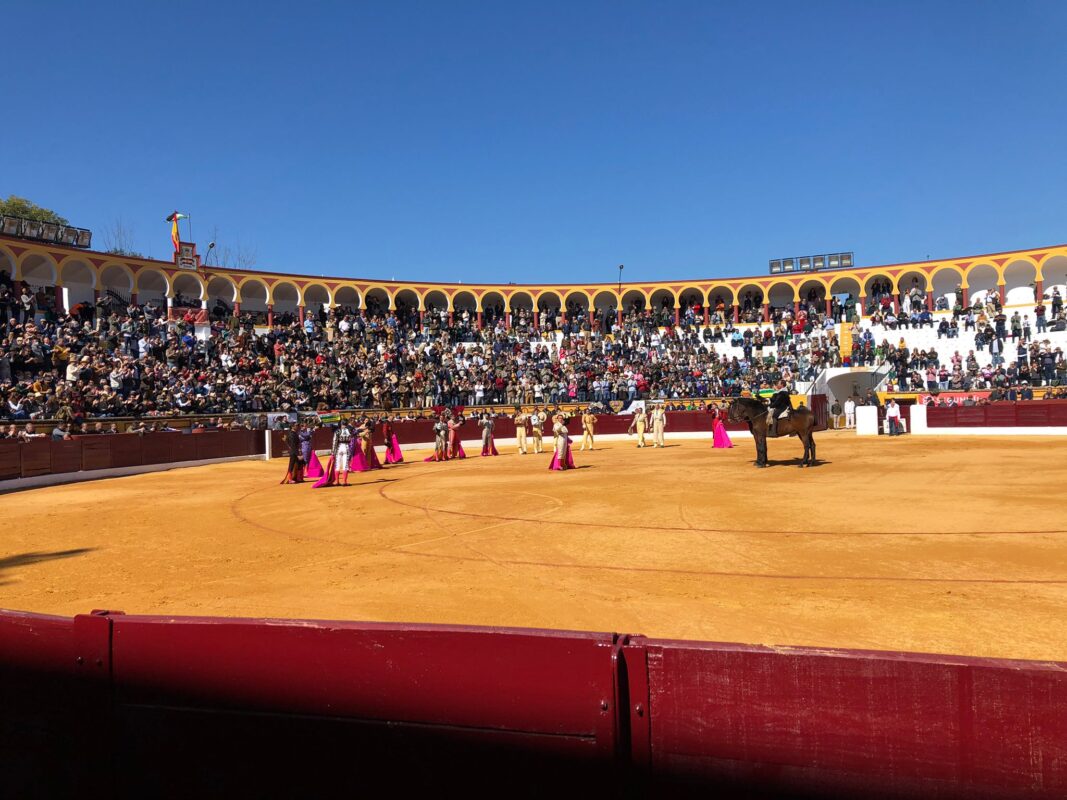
[728, 397, 818, 468]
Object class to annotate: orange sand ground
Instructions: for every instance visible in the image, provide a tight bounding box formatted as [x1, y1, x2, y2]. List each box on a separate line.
[3, 434, 1066, 662]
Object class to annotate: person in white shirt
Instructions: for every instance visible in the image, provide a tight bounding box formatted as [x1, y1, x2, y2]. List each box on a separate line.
[843, 397, 856, 429]
[885, 398, 903, 436]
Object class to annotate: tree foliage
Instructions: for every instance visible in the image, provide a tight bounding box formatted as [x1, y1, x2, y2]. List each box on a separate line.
[0, 194, 69, 225]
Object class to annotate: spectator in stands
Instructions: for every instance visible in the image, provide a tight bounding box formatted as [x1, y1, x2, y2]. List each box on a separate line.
[51, 421, 70, 440]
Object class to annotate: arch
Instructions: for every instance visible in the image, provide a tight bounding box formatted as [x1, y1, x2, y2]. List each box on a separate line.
[677, 285, 705, 310]
[535, 289, 564, 312]
[206, 275, 237, 303]
[929, 265, 964, 309]
[562, 289, 590, 312]
[0, 244, 17, 284]
[591, 289, 618, 312]
[648, 288, 676, 316]
[238, 277, 269, 308]
[18, 252, 58, 286]
[1002, 259, 1037, 306]
[508, 290, 535, 312]
[99, 263, 135, 297]
[136, 268, 169, 305]
[620, 288, 645, 312]
[735, 283, 764, 322]
[424, 289, 451, 313]
[450, 290, 475, 311]
[392, 288, 419, 313]
[333, 285, 360, 312]
[271, 281, 300, 314]
[797, 278, 827, 308]
[59, 259, 97, 308]
[707, 285, 735, 315]
[480, 290, 506, 319]
[766, 280, 795, 310]
[966, 263, 998, 307]
[363, 286, 391, 313]
[1038, 254, 1067, 304]
[303, 283, 331, 312]
[171, 272, 206, 305]
[895, 270, 928, 313]
[828, 275, 861, 306]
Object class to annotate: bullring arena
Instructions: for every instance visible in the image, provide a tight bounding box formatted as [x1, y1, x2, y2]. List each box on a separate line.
[3, 233, 1067, 797]
[5, 435, 1067, 663]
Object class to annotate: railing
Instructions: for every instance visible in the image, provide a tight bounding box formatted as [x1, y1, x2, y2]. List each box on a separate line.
[1, 610, 1064, 797]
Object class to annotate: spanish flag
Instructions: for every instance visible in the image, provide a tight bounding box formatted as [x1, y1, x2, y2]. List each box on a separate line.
[165, 211, 188, 253]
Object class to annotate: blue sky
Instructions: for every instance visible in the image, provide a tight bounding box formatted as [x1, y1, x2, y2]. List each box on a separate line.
[3, 1, 1066, 283]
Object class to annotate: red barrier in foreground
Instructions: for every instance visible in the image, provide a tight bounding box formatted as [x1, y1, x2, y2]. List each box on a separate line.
[1, 609, 1064, 798]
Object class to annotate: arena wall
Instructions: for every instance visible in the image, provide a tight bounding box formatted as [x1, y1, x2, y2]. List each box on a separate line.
[1, 609, 1064, 798]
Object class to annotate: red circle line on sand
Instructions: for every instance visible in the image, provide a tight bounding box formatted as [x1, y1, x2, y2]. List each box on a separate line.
[375, 483, 1067, 538]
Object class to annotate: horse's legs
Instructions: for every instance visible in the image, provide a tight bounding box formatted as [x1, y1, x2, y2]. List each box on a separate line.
[755, 432, 767, 467]
[809, 429, 816, 465]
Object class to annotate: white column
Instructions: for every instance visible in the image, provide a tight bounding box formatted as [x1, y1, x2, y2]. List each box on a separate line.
[856, 405, 880, 436]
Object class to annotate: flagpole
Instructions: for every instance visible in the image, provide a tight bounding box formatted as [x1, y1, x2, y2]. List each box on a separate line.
[187, 214, 192, 248]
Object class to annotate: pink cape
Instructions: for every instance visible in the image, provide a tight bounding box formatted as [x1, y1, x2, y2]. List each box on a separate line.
[385, 434, 403, 464]
[312, 456, 337, 488]
[451, 441, 466, 459]
[548, 438, 576, 470]
[350, 445, 383, 472]
[481, 438, 499, 457]
[305, 451, 325, 479]
[424, 449, 449, 463]
[712, 419, 733, 449]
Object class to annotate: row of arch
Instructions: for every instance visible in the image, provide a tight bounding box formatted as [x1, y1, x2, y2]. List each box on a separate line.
[2, 244, 1065, 315]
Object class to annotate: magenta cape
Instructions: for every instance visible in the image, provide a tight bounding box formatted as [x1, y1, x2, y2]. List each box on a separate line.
[712, 419, 733, 449]
[305, 451, 325, 478]
[481, 438, 499, 457]
[548, 438, 576, 470]
[312, 456, 337, 488]
[384, 434, 403, 464]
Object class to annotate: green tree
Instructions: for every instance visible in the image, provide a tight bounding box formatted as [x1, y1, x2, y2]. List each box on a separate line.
[0, 194, 69, 225]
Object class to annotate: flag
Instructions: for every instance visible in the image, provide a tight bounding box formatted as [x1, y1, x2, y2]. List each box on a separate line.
[165, 211, 188, 253]
[318, 411, 341, 425]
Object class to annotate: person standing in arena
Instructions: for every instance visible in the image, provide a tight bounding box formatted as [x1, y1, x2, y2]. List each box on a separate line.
[332, 419, 355, 485]
[426, 414, 449, 462]
[514, 408, 529, 455]
[579, 407, 597, 451]
[844, 396, 857, 429]
[383, 416, 403, 464]
[280, 422, 305, 484]
[530, 407, 545, 454]
[651, 403, 667, 447]
[480, 413, 499, 456]
[447, 413, 467, 459]
[628, 406, 648, 447]
[549, 413, 575, 471]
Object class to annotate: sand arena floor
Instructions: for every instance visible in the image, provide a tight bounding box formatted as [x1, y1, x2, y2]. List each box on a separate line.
[3, 433, 1066, 662]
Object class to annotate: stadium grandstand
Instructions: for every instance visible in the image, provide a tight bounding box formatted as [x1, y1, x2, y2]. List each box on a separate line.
[1, 233, 1065, 430]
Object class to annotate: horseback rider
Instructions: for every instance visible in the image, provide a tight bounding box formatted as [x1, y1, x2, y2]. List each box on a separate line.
[766, 380, 792, 438]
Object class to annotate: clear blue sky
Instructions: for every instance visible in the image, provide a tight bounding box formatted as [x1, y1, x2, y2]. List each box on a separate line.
[4, 1, 1065, 283]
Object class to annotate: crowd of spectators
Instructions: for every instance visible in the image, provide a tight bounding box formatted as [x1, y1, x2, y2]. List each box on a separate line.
[1, 268, 847, 423]
[2, 264, 1064, 429]
[857, 282, 1067, 392]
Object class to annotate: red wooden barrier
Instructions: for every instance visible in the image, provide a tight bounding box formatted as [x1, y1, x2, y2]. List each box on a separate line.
[108, 435, 143, 468]
[19, 439, 51, 477]
[194, 432, 224, 461]
[170, 434, 199, 463]
[110, 617, 618, 755]
[0, 440, 19, 480]
[623, 637, 1067, 798]
[50, 439, 83, 474]
[141, 432, 184, 464]
[3, 610, 1067, 797]
[79, 437, 112, 471]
